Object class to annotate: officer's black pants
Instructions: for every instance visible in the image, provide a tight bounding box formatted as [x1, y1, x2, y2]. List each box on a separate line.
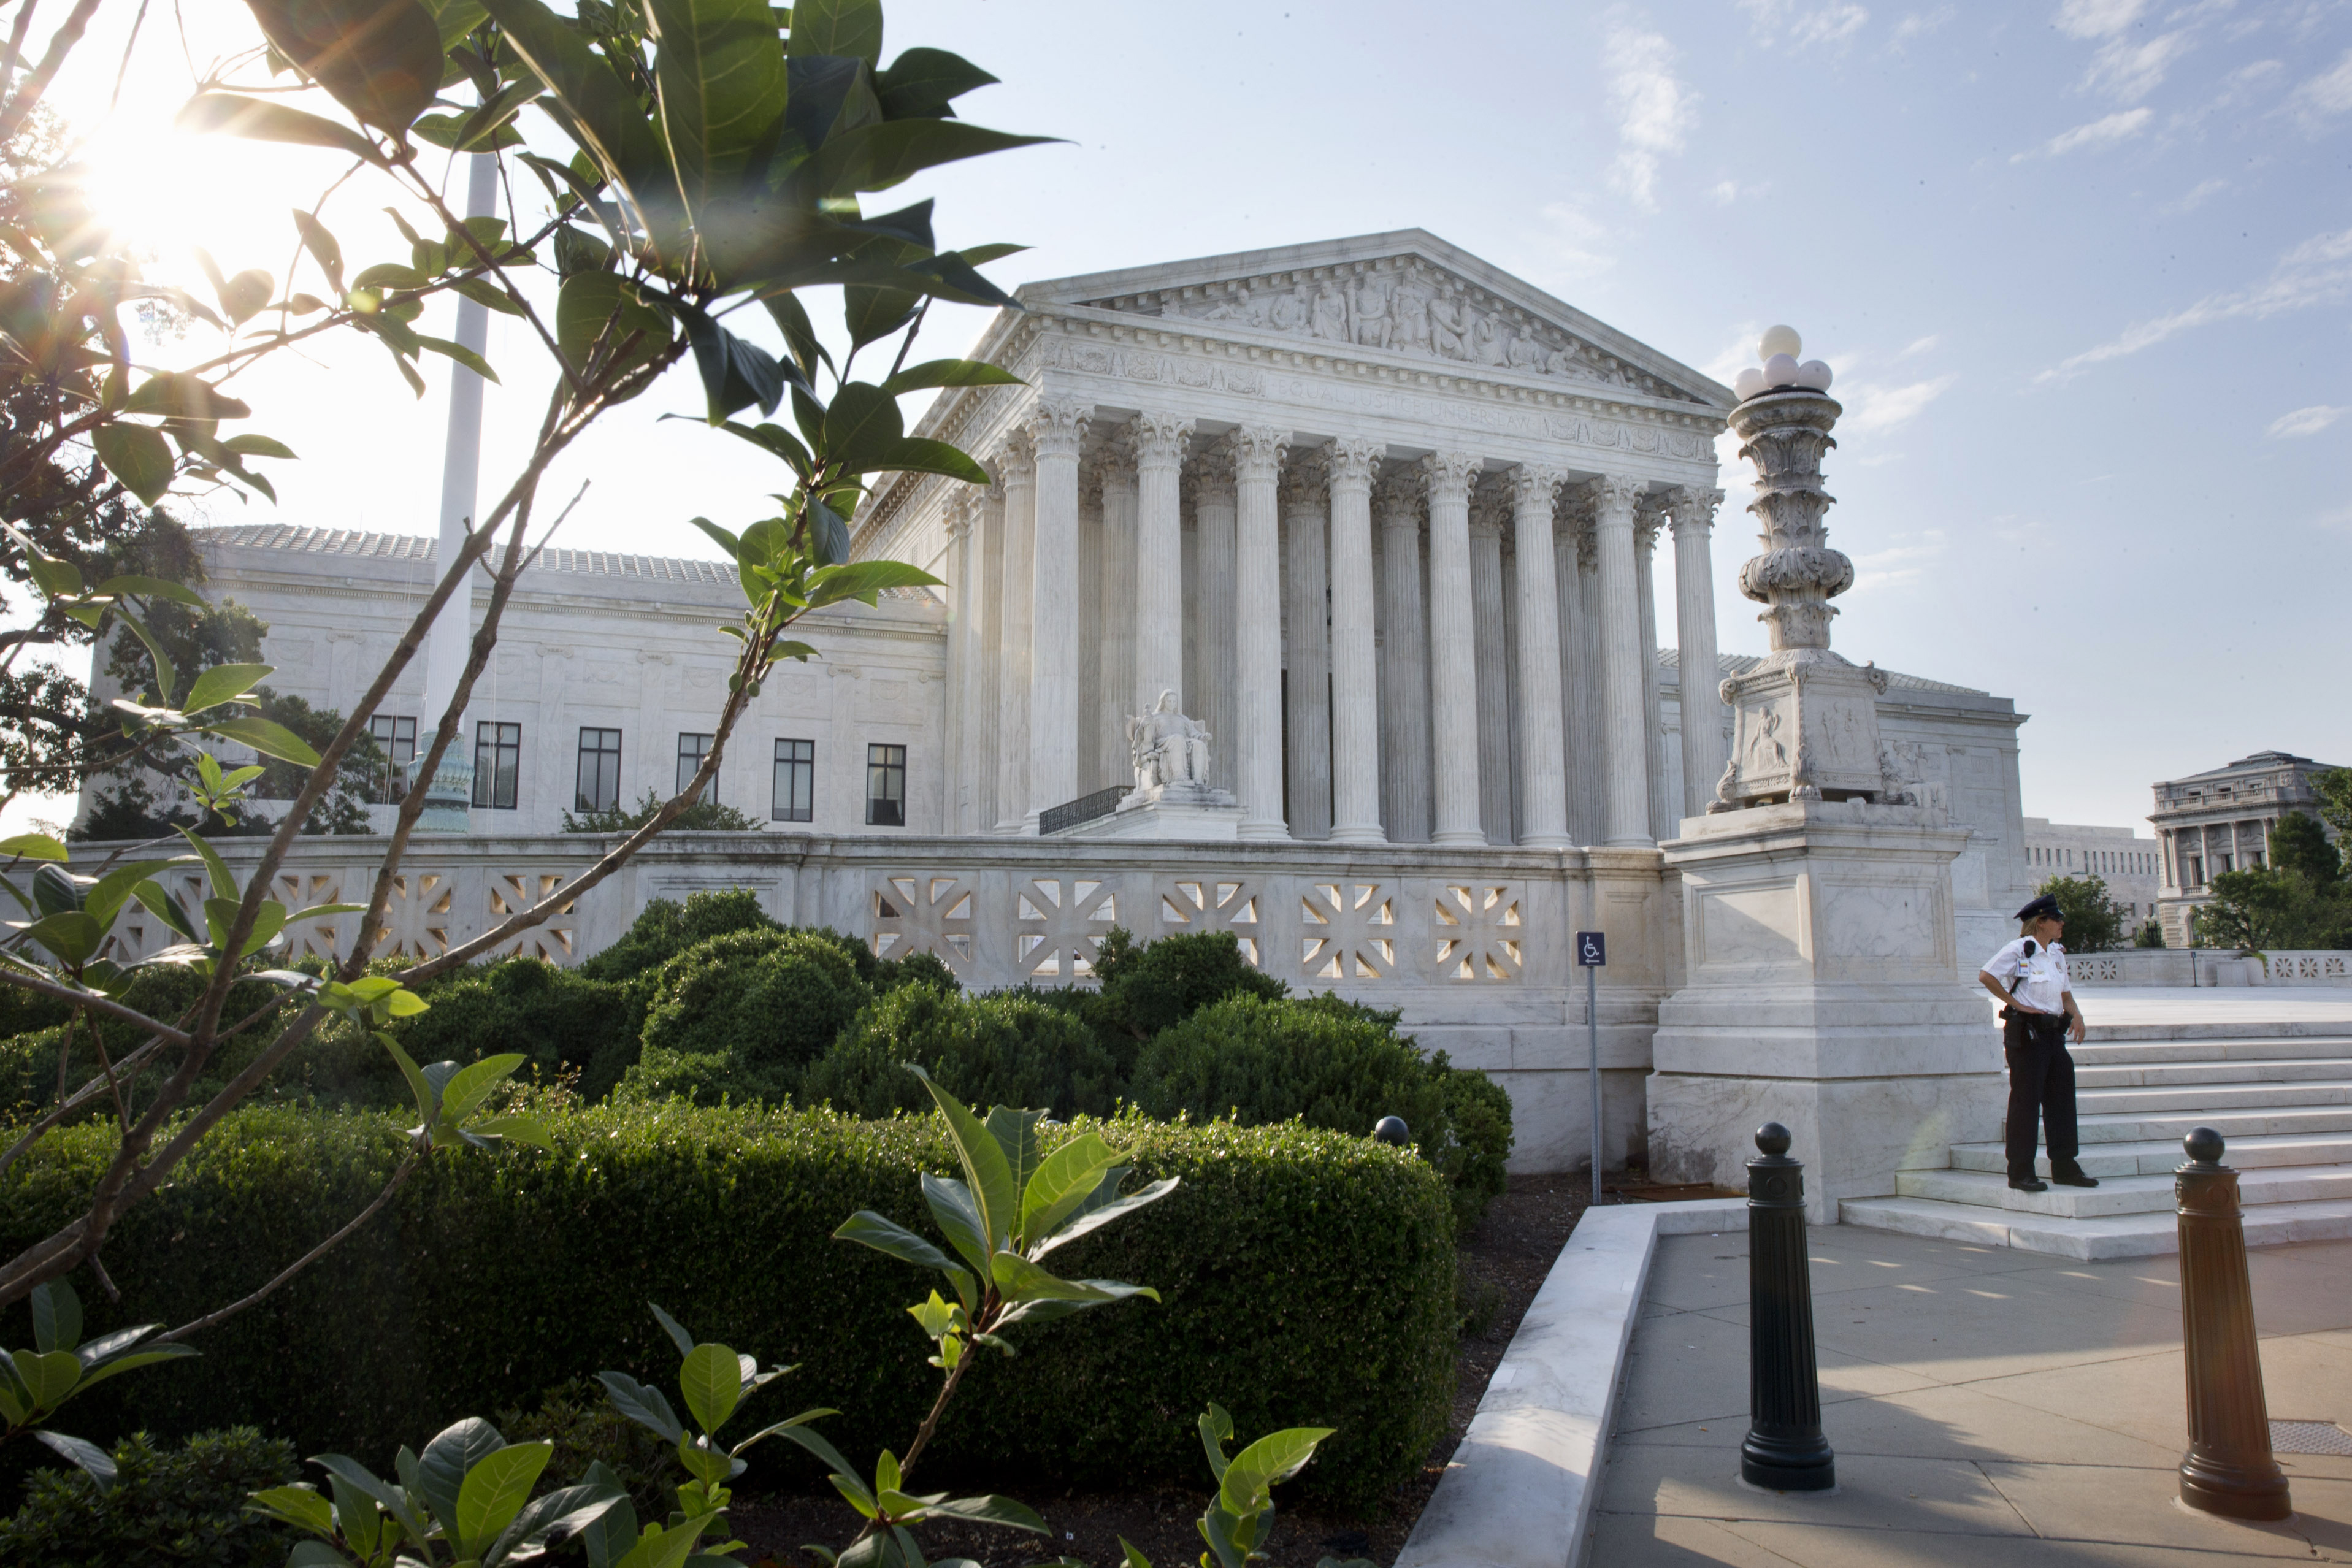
[2004, 1011, 2079, 1178]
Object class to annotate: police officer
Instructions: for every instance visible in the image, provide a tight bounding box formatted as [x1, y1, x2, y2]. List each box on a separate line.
[1977, 893, 2098, 1194]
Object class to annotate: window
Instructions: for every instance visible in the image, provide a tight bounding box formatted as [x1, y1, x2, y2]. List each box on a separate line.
[369, 714, 416, 803]
[472, 722, 521, 809]
[2218, 852, 2234, 875]
[2250, 852, 2266, 870]
[677, 732, 715, 803]
[575, 727, 622, 813]
[866, 743, 906, 827]
[772, 738, 814, 822]
[2188, 855, 2204, 888]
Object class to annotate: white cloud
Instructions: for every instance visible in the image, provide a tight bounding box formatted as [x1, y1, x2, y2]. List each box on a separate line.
[1603, 16, 1696, 210]
[2012, 107, 2153, 160]
[2053, 0, 2145, 39]
[1848, 529, 1948, 593]
[1534, 199, 1617, 282]
[1898, 334, 1940, 358]
[2266, 404, 2347, 438]
[1738, 0, 1871, 48]
[2038, 226, 2352, 381]
[2160, 177, 2228, 212]
[1843, 375, 1958, 433]
[2083, 29, 2193, 100]
[1703, 323, 1765, 386]
[1709, 178, 1771, 204]
[2288, 48, 2352, 128]
[1890, 7, 1954, 49]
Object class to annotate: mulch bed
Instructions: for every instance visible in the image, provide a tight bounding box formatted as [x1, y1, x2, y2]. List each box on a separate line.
[729, 1172, 1722, 1566]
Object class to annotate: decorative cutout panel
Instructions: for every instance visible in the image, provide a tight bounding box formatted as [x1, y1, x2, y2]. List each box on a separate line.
[377, 872, 454, 961]
[489, 872, 580, 963]
[1433, 884, 1523, 982]
[1017, 877, 1117, 979]
[274, 872, 348, 963]
[871, 874, 976, 972]
[1300, 881, 1395, 981]
[1159, 877, 1261, 968]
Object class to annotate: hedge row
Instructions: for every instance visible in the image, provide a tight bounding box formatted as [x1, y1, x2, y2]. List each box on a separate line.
[0, 1101, 1456, 1510]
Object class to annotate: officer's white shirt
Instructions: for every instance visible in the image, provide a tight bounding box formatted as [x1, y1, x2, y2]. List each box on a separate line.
[1983, 937, 2069, 1014]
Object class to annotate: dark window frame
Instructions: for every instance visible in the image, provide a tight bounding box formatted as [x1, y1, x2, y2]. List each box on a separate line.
[575, 727, 622, 813]
[677, 732, 716, 803]
[772, 737, 814, 824]
[865, 742, 906, 827]
[472, 721, 522, 809]
[369, 714, 417, 803]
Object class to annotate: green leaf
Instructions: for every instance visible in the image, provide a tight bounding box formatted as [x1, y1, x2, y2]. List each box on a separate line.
[1032, 1174, 1179, 1258]
[1016, 1131, 1122, 1247]
[248, 1483, 337, 1538]
[291, 210, 345, 293]
[247, 0, 445, 133]
[1118, 1539, 1154, 1568]
[69, 1342, 197, 1393]
[92, 424, 174, 506]
[31, 1278, 80, 1353]
[835, 1209, 964, 1278]
[551, 223, 614, 278]
[112, 607, 180, 706]
[805, 558, 942, 608]
[921, 1494, 1046, 1533]
[477, 0, 671, 205]
[313, 1454, 429, 1548]
[682, 310, 789, 421]
[21, 911, 104, 965]
[875, 436, 990, 484]
[762, 289, 833, 379]
[807, 120, 1053, 197]
[821, 381, 901, 472]
[806, 493, 851, 567]
[85, 860, 180, 933]
[1219, 1426, 1335, 1518]
[646, 1302, 699, 1361]
[419, 0, 490, 50]
[556, 270, 672, 378]
[918, 1171, 990, 1281]
[645, 0, 786, 216]
[201, 715, 323, 765]
[438, 1051, 527, 1125]
[417, 334, 501, 383]
[986, 1106, 1046, 1210]
[131, 879, 201, 943]
[597, 1371, 685, 1443]
[455, 1439, 551, 1554]
[488, 1479, 626, 1568]
[0, 833, 67, 862]
[416, 1417, 506, 1537]
[31, 1429, 114, 1488]
[843, 283, 918, 351]
[788, 0, 883, 64]
[220, 434, 297, 460]
[181, 661, 271, 716]
[732, 1411, 859, 1481]
[874, 47, 997, 119]
[678, 1341, 742, 1437]
[93, 575, 204, 608]
[468, 1113, 553, 1150]
[12, 1347, 82, 1410]
[177, 92, 383, 162]
[989, 1250, 1159, 1308]
[881, 358, 1022, 397]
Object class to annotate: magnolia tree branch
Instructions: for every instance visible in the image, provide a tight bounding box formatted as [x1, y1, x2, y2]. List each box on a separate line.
[0, 0, 103, 148]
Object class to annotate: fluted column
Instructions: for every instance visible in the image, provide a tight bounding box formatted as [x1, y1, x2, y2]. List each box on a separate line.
[1375, 467, 1431, 843]
[1194, 453, 1238, 792]
[1635, 501, 1673, 841]
[1325, 438, 1384, 844]
[1593, 474, 1652, 845]
[1027, 399, 1089, 828]
[1097, 449, 1140, 789]
[1672, 486, 1728, 821]
[1233, 426, 1289, 839]
[1282, 462, 1333, 841]
[973, 480, 1003, 836]
[943, 492, 975, 833]
[1510, 464, 1571, 847]
[1552, 498, 1585, 844]
[1468, 480, 1512, 846]
[1132, 413, 1192, 714]
[1424, 451, 1485, 846]
[1576, 522, 1607, 845]
[994, 436, 1035, 835]
[1076, 468, 1103, 791]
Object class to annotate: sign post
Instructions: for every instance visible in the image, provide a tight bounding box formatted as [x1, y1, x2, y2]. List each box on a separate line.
[1576, 931, 1606, 1206]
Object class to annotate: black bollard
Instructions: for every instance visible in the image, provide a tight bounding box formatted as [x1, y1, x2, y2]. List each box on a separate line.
[1373, 1115, 1410, 1147]
[2176, 1127, 2292, 1521]
[1742, 1123, 1835, 1491]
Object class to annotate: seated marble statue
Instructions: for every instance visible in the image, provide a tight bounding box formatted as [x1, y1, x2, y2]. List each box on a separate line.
[1125, 690, 1211, 791]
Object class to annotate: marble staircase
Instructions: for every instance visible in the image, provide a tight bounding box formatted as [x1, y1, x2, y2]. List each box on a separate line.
[1841, 1011, 2352, 1259]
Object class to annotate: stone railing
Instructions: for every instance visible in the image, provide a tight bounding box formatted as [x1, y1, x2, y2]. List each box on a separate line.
[2063, 949, 2352, 987]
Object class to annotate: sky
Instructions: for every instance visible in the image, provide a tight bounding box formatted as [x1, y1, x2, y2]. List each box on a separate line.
[21, 0, 2352, 835]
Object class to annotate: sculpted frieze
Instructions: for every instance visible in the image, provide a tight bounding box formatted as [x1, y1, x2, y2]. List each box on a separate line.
[1081, 256, 1691, 402]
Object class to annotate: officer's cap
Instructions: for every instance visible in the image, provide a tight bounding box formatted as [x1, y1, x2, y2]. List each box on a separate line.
[2013, 893, 2063, 924]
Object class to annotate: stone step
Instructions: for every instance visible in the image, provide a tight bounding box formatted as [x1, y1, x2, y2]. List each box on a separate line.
[1894, 1165, 2352, 1220]
[2082, 1020, 2352, 1043]
[1951, 1131, 2352, 1177]
[1838, 1193, 2352, 1260]
[2074, 1057, 2352, 1088]
[2072, 1039, 2352, 1066]
[2069, 1079, 2352, 1115]
[2001, 1104, 2352, 1145]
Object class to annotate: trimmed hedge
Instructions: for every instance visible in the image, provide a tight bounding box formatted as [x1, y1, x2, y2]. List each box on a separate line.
[0, 1426, 298, 1565]
[621, 930, 873, 1104]
[0, 1103, 1454, 1510]
[802, 985, 1120, 1120]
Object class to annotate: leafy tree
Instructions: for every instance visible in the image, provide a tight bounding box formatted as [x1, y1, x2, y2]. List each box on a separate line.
[2316, 768, 2352, 844]
[2272, 809, 2343, 889]
[2194, 867, 2352, 952]
[2037, 872, 2127, 953]
[562, 786, 759, 833]
[2132, 918, 2166, 949]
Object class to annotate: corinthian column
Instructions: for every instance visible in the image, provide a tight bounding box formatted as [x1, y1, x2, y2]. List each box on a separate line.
[943, 491, 975, 833]
[1027, 398, 1089, 827]
[1375, 467, 1431, 843]
[1424, 451, 1485, 846]
[1097, 449, 1140, 789]
[995, 435, 1036, 834]
[1282, 461, 1332, 841]
[1131, 413, 1192, 714]
[1671, 486, 1727, 821]
[1233, 426, 1289, 839]
[1325, 438, 1384, 844]
[973, 479, 1003, 835]
[1509, 464, 1571, 847]
[1193, 452, 1238, 792]
[1468, 480, 1512, 845]
[1592, 474, 1652, 846]
[1635, 500, 1673, 841]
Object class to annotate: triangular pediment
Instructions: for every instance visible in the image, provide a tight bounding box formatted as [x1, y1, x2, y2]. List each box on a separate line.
[1021, 230, 1731, 410]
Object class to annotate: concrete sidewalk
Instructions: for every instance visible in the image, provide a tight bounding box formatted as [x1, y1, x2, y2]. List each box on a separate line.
[1596, 1225, 2352, 1564]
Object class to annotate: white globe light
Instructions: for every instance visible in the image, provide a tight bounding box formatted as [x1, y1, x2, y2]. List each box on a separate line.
[1758, 324, 1802, 361]
[1795, 359, 1833, 391]
[1763, 352, 1800, 387]
[1733, 366, 1766, 401]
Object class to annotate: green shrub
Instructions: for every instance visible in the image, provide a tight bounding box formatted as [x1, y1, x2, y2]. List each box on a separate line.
[0, 1103, 1452, 1510]
[802, 985, 1120, 1119]
[1130, 993, 1513, 1226]
[496, 1377, 675, 1521]
[578, 888, 779, 984]
[1089, 928, 1287, 1071]
[621, 929, 872, 1104]
[391, 957, 650, 1103]
[0, 1426, 298, 1566]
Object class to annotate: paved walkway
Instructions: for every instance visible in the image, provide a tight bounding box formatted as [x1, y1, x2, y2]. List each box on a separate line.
[2074, 987, 2352, 1029]
[1597, 1223, 2352, 1564]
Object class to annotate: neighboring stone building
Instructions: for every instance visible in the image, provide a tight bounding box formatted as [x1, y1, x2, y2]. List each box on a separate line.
[2020, 818, 2161, 925]
[2151, 749, 2347, 946]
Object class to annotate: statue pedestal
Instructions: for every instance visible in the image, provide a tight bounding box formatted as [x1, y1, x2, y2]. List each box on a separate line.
[1648, 800, 2002, 1223]
[1060, 784, 1243, 841]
